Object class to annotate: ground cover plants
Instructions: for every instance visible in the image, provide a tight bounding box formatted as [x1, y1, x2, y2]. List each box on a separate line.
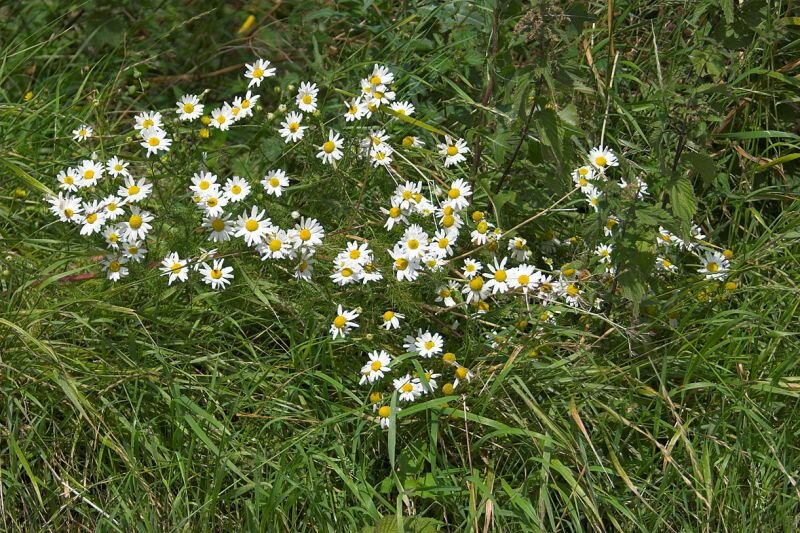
[1, 0, 799, 531]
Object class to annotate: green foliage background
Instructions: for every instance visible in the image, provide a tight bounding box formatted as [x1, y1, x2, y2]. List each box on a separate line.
[1, 0, 799, 530]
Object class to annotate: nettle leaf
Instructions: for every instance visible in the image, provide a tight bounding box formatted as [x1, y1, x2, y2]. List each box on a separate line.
[683, 152, 717, 186]
[616, 242, 656, 307]
[494, 190, 517, 211]
[635, 206, 672, 228]
[668, 177, 697, 223]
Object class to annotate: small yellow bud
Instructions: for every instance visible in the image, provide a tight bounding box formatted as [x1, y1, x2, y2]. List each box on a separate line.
[201, 115, 211, 125]
[724, 281, 737, 291]
[199, 128, 210, 138]
[723, 249, 734, 260]
[24, 91, 33, 101]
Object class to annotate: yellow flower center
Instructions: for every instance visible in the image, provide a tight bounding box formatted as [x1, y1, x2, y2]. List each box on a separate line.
[64, 208, 74, 218]
[424, 340, 435, 350]
[128, 246, 138, 255]
[79, 129, 86, 136]
[494, 270, 507, 282]
[370, 75, 381, 85]
[402, 136, 414, 147]
[389, 207, 401, 218]
[443, 215, 455, 228]
[349, 105, 358, 114]
[128, 185, 140, 196]
[349, 249, 361, 259]
[438, 238, 449, 249]
[395, 258, 408, 270]
[333, 315, 347, 329]
[595, 155, 607, 166]
[707, 262, 719, 273]
[448, 188, 460, 199]
[442, 383, 454, 395]
[269, 177, 280, 188]
[407, 239, 419, 250]
[85, 213, 97, 224]
[129, 215, 142, 229]
[455, 367, 468, 379]
[302, 94, 313, 105]
[446, 146, 458, 156]
[439, 288, 451, 298]
[64, 175, 74, 184]
[518, 274, 530, 285]
[567, 284, 579, 296]
[661, 259, 672, 268]
[401, 383, 414, 393]
[367, 101, 378, 112]
[323, 141, 335, 153]
[210, 269, 223, 279]
[108, 233, 118, 242]
[469, 277, 484, 291]
[245, 219, 258, 232]
[212, 219, 225, 231]
[579, 167, 589, 176]
[477, 221, 488, 234]
[383, 311, 395, 322]
[375, 152, 386, 161]
[84, 170, 95, 180]
[378, 406, 391, 418]
[242, 99, 250, 108]
[252, 67, 264, 78]
[231, 185, 242, 194]
[299, 228, 312, 241]
[170, 262, 182, 274]
[231, 106, 241, 116]
[216, 115, 226, 125]
[109, 261, 121, 272]
[579, 177, 588, 187]
[206, 197, 218, 207]
[143, 119, 154, 128]
[269, 239, 282, 252]
[373, 91, 384, 99]
[148, 137, 159, 146]
[183, 103, 194, 113]
[370, 360, 382, 371]
[341, 267, 353, 278]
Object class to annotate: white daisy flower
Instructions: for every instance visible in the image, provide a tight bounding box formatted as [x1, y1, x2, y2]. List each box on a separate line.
[118, 177, 152, 204]
[453, 366, 474, 389]
[435, 282, 458, 307]
[446, 178, 472, 211]
[343, 98, 367, 122]
[160, 252, 189, 285]
[292, 217, 325, 249]
[48, 192, 83, 223]
[199, 190, 228, 218]
[102, 255, 128, 282]
[414, 369, 441, 394]
[462, 276, 489, 303]
[377, 405, 395, 430]
[235, 206, 271, 247]
[368, 64, 394, 86]
[78, 159, 104, 188]
[199, 258, 234, 290]
[210, 106, 234, 131]
[656, 256, 678, 273]
[72, 124, 92, 142]
[293, 253, 315, 282]
[140, 127, 172, 157]
[296, 81, 319, 113]
[244, 58, 276, 88]
[393, 374, 422, 402]
[604, 215, 620, 237]
[359, 350, 392, 385]
[134, 111, 162, 133]
[414, 331, 444, 358]
[381, 310, 404, 330]
[103, 223, 124, 250]
[202, 214, 233, 242]
[595, 244, 613, 264]
[330, 304, 359, 340]
[316, 130, 343, 164]
[589, 145, 619, 169]
[484, 257, 510, 294]
[438, 136, 469, 167]
[507, 264, 540, 294]
[106, 156, 130, 178]
[401, 135, 425, 148]
[223, 176, 251, 203]
[122, 240, 147, 262]
[698, 250, 729, 280]
[381, 202, 408, 231]
[176, 94, 204, 121]
[462, 258, 482, 278]
[389, 101, 415, 116]
[57, 168, 79, 192]
[123, 206, 153, 241]
[389, 245, 421, 281]
[236, 90, 259, 119]
[261, 169, 289, 197]
[370, 144, 394, 167]
[278, 111, 306, 143]
[258, 229, 292, 260]
[190, 171, 220, 196]
[79, 201, 106, 236]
